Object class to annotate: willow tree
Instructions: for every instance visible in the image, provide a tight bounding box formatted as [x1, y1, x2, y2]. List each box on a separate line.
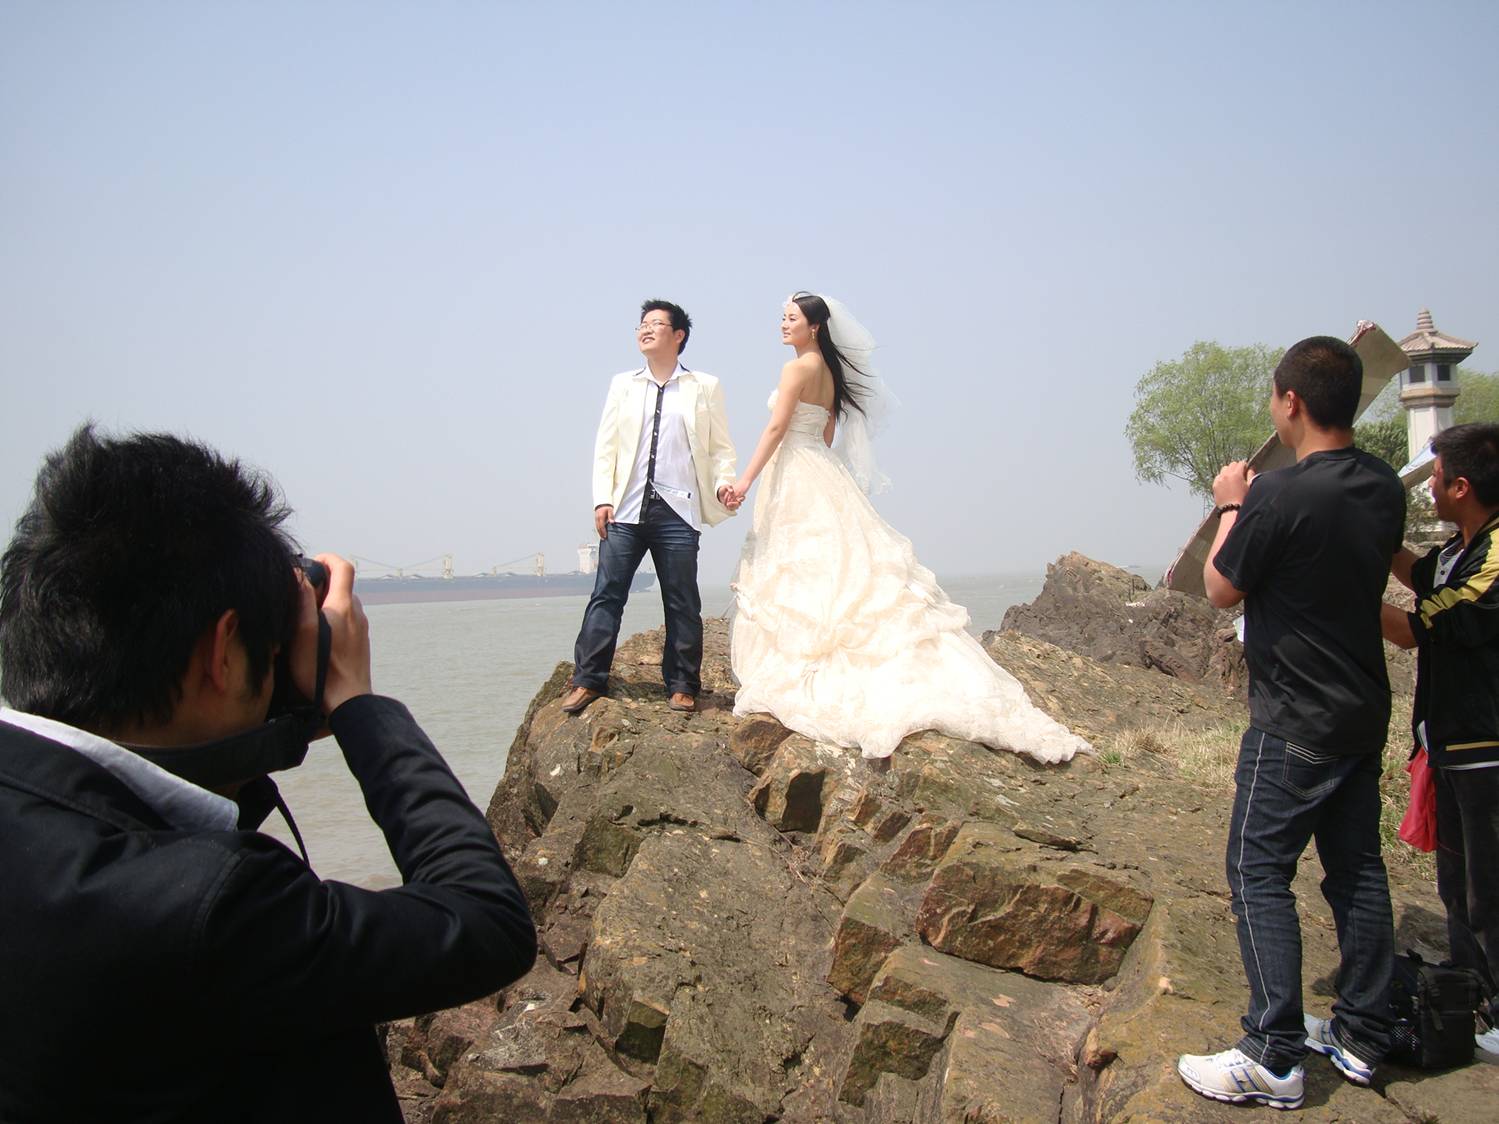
[1125, 341, 1283, 500]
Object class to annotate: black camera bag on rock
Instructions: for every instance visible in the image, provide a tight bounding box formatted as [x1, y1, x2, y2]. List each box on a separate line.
[1387, 951, 1484, 1069]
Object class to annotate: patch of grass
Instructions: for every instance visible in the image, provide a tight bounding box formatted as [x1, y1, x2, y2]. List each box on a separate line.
[1105, 719, 1242, 787]
[1101, 692, 1435, 881]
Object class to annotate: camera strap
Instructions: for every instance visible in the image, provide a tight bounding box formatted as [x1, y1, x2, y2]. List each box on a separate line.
[131, 612, 332, 792]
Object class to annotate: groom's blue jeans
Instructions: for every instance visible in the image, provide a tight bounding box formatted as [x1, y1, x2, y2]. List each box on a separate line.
[571, 501, 702, 697]
[1227, 727, 1394, 1074]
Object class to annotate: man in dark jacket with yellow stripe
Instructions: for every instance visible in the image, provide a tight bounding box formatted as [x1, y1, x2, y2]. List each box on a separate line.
[1384, 421, 1499, 1056]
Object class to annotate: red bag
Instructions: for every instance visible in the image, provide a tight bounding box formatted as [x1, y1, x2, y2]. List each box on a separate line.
[1399, 746, 1438, 852]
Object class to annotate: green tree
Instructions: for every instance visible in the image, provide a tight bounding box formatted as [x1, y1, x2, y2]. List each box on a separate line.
[1355, 413, 1410, 472]
[1456, 367, 1499, 424]
[1352, 411, 1431, 537]
[1125, 341, 1283, 499]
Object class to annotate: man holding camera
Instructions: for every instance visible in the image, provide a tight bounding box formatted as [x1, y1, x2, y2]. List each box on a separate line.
[1177, 336, 1406, 1108]
[1382, 422, 1499, 1056]
[0, 427, 536, 1121]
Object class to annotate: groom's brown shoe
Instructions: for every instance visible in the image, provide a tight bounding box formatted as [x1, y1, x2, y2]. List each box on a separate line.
[561, 686, 601, 715]
[668, 692, 697, 712]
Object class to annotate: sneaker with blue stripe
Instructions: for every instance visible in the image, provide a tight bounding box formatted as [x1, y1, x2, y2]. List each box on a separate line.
[1177, 1047, 1305, 1109]
[1303, 1014, 1374, 1085]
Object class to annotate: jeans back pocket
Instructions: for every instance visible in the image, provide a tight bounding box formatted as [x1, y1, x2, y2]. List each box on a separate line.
[1280, 741, 1340, 801]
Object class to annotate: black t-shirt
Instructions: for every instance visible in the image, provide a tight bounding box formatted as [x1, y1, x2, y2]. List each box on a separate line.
[1213, 446, 1405, 755]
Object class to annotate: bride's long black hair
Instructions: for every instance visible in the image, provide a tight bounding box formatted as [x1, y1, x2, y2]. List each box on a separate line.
[792, 292, 869, 421]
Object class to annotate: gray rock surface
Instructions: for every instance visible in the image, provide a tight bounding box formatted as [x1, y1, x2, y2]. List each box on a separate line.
[387, 557, 1475, 1122]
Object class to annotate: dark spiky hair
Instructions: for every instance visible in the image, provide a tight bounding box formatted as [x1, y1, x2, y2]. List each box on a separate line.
[0, 425, 299, 730]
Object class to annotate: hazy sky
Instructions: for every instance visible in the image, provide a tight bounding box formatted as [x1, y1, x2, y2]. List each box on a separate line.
[3, 1, 1496, 585]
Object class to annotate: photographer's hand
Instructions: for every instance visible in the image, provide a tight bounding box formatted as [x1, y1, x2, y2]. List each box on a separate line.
[291, 553, 372, 716]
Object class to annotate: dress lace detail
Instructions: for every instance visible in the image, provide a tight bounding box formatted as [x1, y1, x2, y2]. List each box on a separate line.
[730, 391, 1092, 762]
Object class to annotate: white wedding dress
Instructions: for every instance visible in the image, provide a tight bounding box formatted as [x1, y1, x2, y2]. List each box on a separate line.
[730, 391, 1093, 763]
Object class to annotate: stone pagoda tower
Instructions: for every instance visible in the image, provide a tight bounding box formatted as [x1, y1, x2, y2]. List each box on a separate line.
[1399, 308, 1476, 461]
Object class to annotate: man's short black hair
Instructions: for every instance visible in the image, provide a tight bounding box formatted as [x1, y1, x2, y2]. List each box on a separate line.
[0, 425, 299, 731]
[641, 299, 691, 355]
[1273, 336, 1363, 430]
[1433, 422, 1499, 508]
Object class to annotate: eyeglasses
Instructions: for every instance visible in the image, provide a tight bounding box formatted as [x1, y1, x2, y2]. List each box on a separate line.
[637, 319, 673, 334]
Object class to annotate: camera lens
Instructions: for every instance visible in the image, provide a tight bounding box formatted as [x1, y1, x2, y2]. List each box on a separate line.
[298, 557, 329, 595]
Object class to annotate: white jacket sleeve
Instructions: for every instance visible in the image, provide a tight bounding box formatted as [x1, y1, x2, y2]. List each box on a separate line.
[591, 379, 622, 509]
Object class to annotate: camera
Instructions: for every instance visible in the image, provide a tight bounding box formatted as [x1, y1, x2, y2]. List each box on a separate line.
[267, 555, 331, 721]
[298, 556, 329, 600]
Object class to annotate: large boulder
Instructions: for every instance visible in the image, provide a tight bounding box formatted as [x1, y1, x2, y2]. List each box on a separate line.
[914, 822, 1153, 983]
[997, 552, 1245, 691]
[838, 946, 1094, 1120]
[580, 828, 851, 1120]
[828, 872, 923, 1004]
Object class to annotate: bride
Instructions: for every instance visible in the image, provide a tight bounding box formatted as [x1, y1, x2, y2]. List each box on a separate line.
[727, 293, 1092, 764]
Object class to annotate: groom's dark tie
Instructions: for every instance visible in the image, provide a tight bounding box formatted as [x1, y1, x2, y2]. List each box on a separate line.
[642, 377, 667, 517]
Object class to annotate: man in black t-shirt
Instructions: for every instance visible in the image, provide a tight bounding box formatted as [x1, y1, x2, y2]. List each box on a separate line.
[1177, 336, 1406, 1110]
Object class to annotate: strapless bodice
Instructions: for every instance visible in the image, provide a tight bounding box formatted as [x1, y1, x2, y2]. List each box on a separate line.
[768, 388, 831, 442]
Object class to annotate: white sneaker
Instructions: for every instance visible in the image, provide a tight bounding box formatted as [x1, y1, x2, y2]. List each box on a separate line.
[1303, 1014, 1374, 1086]
[1177, 1047, 1305, 1110]
[1477, 1024, 1499, 1056]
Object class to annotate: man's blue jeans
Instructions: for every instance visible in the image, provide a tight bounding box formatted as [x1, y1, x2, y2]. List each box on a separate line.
[571, 501, 702, 697]
[1227, 727, 1394, 1073]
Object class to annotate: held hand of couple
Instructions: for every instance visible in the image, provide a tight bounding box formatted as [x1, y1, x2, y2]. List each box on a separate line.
[717, 485, 746, 511]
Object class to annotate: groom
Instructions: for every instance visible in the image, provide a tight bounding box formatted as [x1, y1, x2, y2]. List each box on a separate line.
[560, 300, 740, 716]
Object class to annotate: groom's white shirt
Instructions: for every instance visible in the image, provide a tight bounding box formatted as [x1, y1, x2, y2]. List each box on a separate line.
[615, 365, 700, 528]
[592, 364, 738, 528]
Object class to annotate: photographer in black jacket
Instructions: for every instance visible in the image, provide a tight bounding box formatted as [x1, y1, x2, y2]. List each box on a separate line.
[1384, 422, 1499, 1056]
[0, 426, 536, 1121]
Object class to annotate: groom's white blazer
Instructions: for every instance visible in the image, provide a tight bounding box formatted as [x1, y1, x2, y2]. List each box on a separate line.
[591, 367, 739, 527]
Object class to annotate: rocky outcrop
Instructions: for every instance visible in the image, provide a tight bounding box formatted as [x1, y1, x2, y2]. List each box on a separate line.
[388, 560, 1489, 1122]
[979, 628, 1244, 745]
[995, 552, 1248, 694]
